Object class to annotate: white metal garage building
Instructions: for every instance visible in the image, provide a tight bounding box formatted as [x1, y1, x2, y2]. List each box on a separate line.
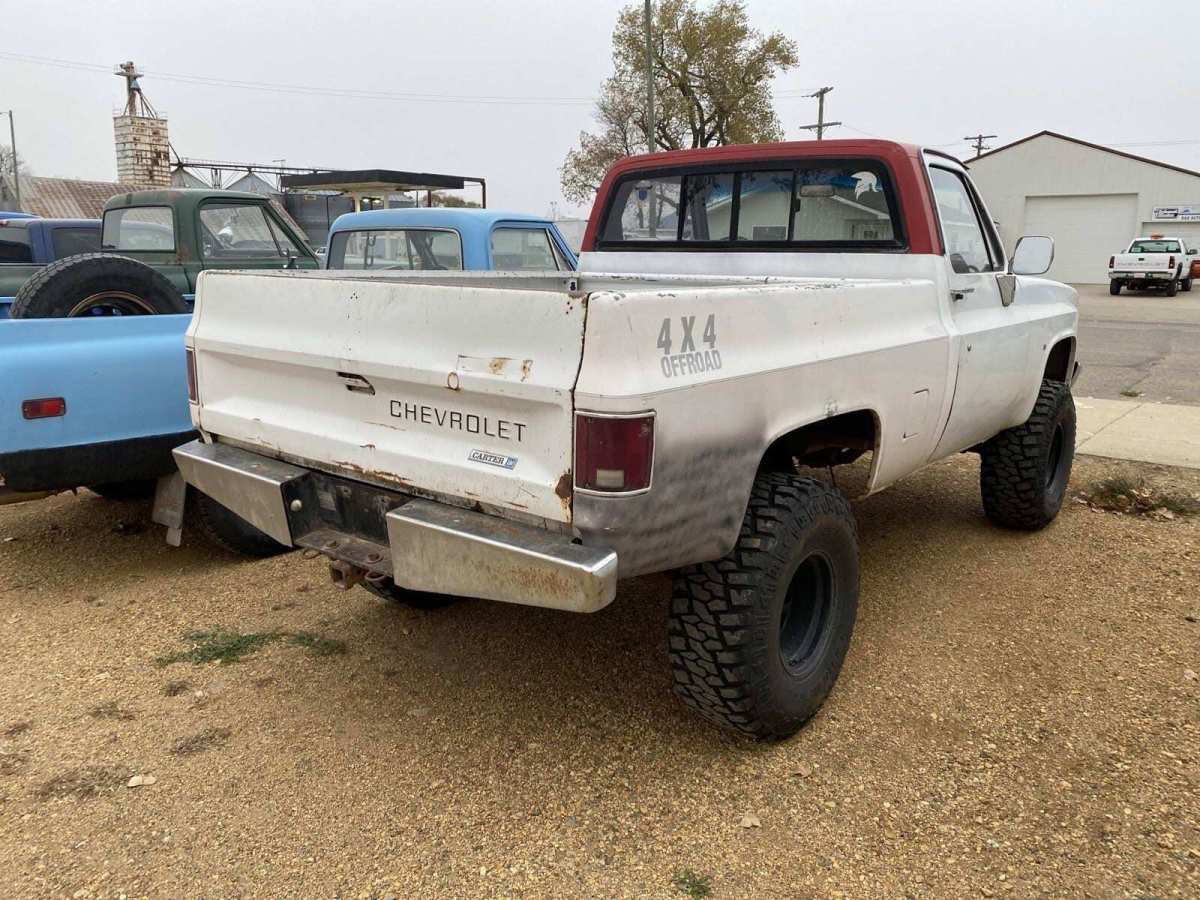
[967, 131, 1200, 284]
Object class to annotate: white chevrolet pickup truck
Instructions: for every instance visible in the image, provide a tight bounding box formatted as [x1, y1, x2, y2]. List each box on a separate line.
[1108, 235, 1197, 296]
[166, 141, 1079, 738]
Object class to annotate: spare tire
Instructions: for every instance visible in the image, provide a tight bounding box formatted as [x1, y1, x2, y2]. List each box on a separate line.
[11, 253, 188, 318]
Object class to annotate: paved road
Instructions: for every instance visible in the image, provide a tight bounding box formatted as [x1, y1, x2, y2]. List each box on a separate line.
[1073, 283, 1200, 405]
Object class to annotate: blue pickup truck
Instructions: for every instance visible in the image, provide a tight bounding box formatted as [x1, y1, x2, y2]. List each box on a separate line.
[1, 215, 102, 316]
[0, 190, 319, 504]
[0, 207, 577, 535]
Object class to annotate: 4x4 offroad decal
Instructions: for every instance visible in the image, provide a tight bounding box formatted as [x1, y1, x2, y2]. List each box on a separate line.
[657, 314, 722, 379]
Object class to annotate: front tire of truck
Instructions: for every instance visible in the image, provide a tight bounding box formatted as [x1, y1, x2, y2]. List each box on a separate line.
[979, 379, 1075, 531]
[1182, 277, 1193, 293]
[668, 473, 859, 740]
[360, 579, 459, 610]
[190, 489, 290, 558]
[10, 253, 188, 318]
[1108, 280, 1121, 296]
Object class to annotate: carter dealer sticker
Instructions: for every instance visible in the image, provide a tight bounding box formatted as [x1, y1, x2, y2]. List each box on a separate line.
[469, 449, 518, 470]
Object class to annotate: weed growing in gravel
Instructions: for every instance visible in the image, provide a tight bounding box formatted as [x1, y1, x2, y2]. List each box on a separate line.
[157, 629, 280, 666]
[156, 628, 348, 666]
[1082, 476, 1200, 517]
[35, 765, 130, 800]
[1119, 387, 1143, 398]
[672, 869, 713, 898]
[170, 726, 233, 755]
[3, 720, 31, 737]
[89, 701, 135, 721]
[287, 632, 347, 656]
[0, 750, 29, 776]
[162, 679, 193, 697]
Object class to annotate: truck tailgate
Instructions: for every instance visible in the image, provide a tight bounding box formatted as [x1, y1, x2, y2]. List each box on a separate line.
[1113, 253, 1173, 271]
[189, 271, 585, 523]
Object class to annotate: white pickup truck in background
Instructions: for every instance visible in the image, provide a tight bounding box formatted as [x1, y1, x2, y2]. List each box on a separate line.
[165, 140, 1079, 739]
[1108, 235, 1197, 296]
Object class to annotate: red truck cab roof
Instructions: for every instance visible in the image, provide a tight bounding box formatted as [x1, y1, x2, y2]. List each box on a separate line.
[581, 139, 945, 255]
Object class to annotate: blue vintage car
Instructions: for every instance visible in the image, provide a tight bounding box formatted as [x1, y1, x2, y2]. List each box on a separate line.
[0, 208, 577, 504]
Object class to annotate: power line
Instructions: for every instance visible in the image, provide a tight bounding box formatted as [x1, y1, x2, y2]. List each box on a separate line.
[0, 49, 825, 109]
[0, 50, 597, 106]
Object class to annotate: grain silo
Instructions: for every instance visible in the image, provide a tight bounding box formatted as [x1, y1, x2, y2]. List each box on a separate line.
[112, 61, 170, 189]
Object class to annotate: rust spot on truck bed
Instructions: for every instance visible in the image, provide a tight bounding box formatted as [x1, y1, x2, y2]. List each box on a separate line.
[488, 357, 508, 375]
[554, 471, 572, 512]
[333, 460, 411, 487]
[520, 359, 532, 381]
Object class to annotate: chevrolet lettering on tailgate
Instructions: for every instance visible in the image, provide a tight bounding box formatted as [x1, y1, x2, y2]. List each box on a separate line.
[389, 400, 528, 442]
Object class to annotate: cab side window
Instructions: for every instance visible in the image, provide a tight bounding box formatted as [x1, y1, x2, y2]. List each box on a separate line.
[929, 168, 995, 273]
[199, 204, 286, 260]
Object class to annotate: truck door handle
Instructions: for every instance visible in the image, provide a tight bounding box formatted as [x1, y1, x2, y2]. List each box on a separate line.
[951, 288, 974, 301]
[337, 371, 375, 395]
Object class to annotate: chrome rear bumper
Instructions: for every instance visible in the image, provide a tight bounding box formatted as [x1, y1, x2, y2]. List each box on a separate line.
[172, 439, 618, 613]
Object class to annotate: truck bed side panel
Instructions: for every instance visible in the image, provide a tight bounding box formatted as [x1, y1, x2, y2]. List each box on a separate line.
[572, 278, 950, 576]
[0, 315, 193, 453]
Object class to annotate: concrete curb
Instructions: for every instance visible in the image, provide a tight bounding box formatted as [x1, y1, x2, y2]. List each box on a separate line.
[1075, 397, 1200, 469]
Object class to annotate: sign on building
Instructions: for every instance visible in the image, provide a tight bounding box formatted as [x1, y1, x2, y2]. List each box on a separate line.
[1151, 204, 1200, 222]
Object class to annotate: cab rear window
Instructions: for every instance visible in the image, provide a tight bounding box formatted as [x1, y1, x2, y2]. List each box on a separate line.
[102, 206, 175, 251]
[599, 159, 902, 250]
[1128, 240, 1181, 253]
[51, 226, 101, 260]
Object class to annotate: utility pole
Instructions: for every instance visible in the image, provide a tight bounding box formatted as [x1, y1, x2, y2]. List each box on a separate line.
[800, 87, 841, 140]
[643, 0, 658, 237]
[963, 133, 997, 159]
[2, 110, 18, 209]
[643, 0, 655, 152]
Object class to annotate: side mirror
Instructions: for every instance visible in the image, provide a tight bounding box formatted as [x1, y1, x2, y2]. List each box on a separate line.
[1188, 248, 1197, 256]
[1010, 235, 1054, 276]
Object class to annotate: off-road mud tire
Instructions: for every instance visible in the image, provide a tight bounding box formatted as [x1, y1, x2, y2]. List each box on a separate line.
[979, 379, 1076, 530]
[669, 473, 860, 740]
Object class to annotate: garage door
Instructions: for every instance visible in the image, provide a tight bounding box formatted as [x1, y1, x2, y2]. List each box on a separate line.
[1023, 194, 1137, 284]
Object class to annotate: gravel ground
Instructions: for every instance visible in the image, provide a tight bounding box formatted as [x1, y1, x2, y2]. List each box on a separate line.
[0, 454, 1197, 899]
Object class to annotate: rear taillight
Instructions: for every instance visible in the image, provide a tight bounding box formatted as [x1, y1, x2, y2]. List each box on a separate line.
[1109, 255, 1114, 268]
[185, 347, 198, 403]
[22, 397, 66, 419]
[1169, 255, 1176, 270]
[574, 412, 654, 493]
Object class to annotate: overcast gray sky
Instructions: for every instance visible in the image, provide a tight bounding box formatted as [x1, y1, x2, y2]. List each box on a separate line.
[3, 0, 1199, 216]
